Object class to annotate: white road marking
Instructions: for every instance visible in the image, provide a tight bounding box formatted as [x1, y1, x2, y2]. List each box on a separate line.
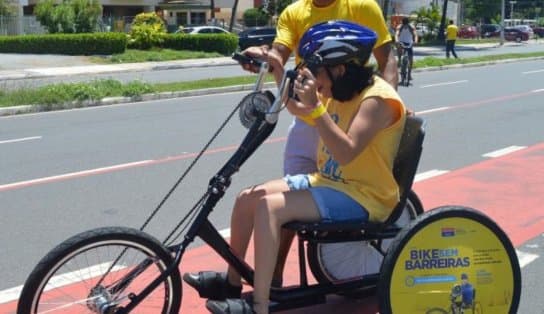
[416, 106, 450, 115]
[0, 160, 153, 192]
[516, 250, 539, 268]
[522, 69, 544, 74]
[482, 146, 527, 158]
[0, 263, 124, 304]
[0, 165, 538, 305]
[420, 80, 468, 88]
[414, 170, 450, 182]
[0, 136, 42, 145]
[532, 89, 544, 93]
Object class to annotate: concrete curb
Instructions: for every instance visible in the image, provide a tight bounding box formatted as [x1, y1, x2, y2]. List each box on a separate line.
[0, 82, 277, 116]
[1, 56, 544, 117]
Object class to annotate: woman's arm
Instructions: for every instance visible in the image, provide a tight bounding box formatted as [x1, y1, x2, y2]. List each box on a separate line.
[313, 96, 396, 165]
[289, 68, 397, 165]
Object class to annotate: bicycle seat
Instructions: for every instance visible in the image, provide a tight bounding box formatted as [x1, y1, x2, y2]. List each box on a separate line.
[283, 116, 425, 239]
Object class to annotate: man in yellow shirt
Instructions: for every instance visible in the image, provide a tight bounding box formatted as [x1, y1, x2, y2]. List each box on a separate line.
[446, 19, 459, 58]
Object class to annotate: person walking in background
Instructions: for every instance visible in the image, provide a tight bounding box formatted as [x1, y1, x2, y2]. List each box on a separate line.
[446, 19, 459, 59]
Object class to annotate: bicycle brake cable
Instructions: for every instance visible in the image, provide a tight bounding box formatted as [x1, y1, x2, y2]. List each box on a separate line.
[139, 101, 243, 237]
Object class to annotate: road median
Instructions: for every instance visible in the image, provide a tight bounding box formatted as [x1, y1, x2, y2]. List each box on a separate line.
[1, 52, 544, 117]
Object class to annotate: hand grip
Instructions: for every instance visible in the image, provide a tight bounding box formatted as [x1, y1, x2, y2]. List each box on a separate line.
[232, 52, 263, 68]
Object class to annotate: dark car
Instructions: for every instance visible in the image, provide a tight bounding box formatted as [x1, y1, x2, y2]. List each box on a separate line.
[504, 25, 533, 42]
[480, 24, 501, 38]
[238, 27, 277, 50]
[533, 26, 544, 38]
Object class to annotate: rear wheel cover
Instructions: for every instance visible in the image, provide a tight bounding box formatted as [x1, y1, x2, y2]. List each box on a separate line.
[379, 206, 521, 314]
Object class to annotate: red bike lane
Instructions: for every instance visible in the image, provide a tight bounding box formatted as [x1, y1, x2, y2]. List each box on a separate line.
[3, 142, 544, 314]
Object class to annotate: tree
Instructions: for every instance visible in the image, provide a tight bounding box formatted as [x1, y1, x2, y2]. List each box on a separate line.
[0, 0, 16, 16]
[35, 0, 63, 33]
[35, 0, 102, 33]
[437, 0, 448, 41]
[462, 0, 501, 24]
[71, 0, 102, 33]
[412, 4, 441, 35]
[243, 8, 269, 27]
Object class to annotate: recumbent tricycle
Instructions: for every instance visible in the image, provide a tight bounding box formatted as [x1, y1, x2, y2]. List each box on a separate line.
[17, 56, 521, 314]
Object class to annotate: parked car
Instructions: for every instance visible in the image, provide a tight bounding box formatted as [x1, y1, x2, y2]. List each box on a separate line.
[458, 25, 480, 39]
[177, 26, 230, 34]
[504, 26, 533, 42]
[480, 24, 501, 38]
[238, 27, 277, 50]
[533, 26, 544, 38]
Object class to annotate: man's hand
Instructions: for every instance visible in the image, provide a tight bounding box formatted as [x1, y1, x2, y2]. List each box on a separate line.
[239, 45, 269, 73]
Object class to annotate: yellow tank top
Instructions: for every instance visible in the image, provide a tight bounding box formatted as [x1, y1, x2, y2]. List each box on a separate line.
[308, 76, 406, 222]
[274, 0, 391, 63]
[447, 24, 458, 40]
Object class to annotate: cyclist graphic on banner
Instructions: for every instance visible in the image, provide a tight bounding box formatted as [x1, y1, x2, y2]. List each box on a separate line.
[395, 17, 418, 85]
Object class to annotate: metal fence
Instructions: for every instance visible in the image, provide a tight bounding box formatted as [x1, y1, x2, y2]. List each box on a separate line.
[0, 15, 46, 35]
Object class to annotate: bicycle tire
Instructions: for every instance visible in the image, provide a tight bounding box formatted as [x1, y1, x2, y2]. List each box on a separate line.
[400, 54, 409, 86]
[17, 226, 182, 314]
[307, 190, 424, 298]
[378, 206, 521, 314]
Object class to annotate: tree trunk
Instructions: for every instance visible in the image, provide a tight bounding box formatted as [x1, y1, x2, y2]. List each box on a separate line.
[437, 0, 448, 41]
[382, 0, 390, 19]
[229, 0, 238, 32]
[210, 0, 216, 19]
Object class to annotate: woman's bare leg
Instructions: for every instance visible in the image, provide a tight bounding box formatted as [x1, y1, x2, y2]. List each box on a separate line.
[253, 189, 321, 314]
[227, 179, 292, 286]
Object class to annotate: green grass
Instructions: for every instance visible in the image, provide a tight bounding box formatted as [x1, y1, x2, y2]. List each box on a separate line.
[153, 75, 275, 93]
[1, 51, 543, 110]
[0, 79, 154, 108]
[91, 48, 223, 63]
[414, 51, 544, 68]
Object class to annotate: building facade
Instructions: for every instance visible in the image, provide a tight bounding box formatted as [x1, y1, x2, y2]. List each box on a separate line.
[14, 0, 253, 32]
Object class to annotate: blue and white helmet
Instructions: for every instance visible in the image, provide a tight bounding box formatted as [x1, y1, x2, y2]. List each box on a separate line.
[298, 20, 377, 68]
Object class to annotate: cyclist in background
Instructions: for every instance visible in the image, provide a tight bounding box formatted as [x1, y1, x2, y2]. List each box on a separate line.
[395, 17, 418, 81]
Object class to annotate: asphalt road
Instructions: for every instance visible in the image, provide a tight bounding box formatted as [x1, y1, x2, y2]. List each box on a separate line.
[1, 59, 544, 312]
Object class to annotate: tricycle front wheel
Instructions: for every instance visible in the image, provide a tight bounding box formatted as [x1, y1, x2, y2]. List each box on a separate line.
[17, 226, 182, 314]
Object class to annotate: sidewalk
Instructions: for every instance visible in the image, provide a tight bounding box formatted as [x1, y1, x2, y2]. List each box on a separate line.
[1, 40, 543, 116]
[0, 40, 537, 81]
[0, 55, 238, 81]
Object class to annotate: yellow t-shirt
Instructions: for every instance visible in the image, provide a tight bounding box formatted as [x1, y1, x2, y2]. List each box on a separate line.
[446, 24, 458, 40]
[308, 76, 406, 222]
[274, 0, 391, 63]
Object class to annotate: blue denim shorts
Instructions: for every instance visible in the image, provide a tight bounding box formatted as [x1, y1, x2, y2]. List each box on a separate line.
[284, 174, 369, 222]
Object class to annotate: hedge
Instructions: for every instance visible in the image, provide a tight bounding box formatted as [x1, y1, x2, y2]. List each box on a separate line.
[0, 33, 127, 55]
[160, 33, 238, 55]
